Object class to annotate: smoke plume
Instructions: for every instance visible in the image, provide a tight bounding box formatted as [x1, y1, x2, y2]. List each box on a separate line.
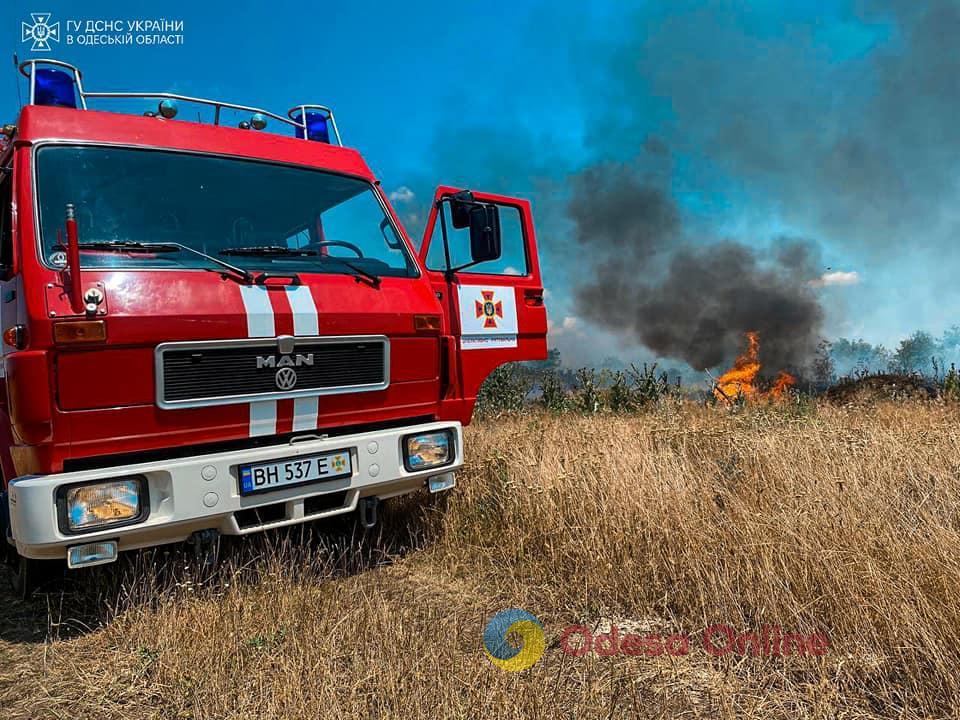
[567, 0, 960, 371]
[570, 164, 824, 371]
[395, 1, 960, 368]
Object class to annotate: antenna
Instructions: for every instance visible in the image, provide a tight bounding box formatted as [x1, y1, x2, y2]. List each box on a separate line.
[12, 53, 22, 109]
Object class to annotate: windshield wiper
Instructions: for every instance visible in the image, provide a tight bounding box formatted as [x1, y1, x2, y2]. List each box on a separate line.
[219, 245, 380, 287]
[78, 240, 253, 283]
[219, 246, 317, 257]
[79, 240, 181, 253]
[322, 256, 381, 288]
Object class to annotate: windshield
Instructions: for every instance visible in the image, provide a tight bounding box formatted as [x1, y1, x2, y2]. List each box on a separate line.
[35, 145, 417, 277]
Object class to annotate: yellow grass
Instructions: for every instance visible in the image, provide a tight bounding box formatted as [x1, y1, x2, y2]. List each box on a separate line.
[2, 401, 960, 718]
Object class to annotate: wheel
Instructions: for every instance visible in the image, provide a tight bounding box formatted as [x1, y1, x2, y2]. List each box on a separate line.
[8, 554, 61, 600]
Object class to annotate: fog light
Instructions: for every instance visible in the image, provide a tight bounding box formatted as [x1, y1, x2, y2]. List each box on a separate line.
[403, 430, 453, 471]
[428, 472, 456, 493]
[60, 477, 145, 533]
[67, 540, 118, 569]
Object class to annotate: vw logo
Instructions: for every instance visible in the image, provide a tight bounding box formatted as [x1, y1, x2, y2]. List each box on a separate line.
[275, 367, 298, 390]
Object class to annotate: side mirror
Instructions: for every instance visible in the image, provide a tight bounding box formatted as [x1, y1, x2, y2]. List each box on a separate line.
[449, 190, 475, 229]
[468, 204, 501, 264]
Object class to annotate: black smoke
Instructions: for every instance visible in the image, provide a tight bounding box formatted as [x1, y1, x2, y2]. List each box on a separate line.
[391, 1, 960, 369]
[567, 1, 960, 371]
[570, 164, 824, 371]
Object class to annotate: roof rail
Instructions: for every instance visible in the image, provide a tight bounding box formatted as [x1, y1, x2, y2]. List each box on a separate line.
[18, 59, 343, 146]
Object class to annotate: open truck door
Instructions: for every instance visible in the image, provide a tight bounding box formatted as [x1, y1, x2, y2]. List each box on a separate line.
[419, 187, 547, 421]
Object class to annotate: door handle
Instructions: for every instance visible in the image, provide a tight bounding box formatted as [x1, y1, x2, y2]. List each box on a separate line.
[254, 272, 302, 286]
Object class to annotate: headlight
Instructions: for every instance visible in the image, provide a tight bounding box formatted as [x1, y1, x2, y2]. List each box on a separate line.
[59, 477, 146, 533]
[403, 430, 454, 471]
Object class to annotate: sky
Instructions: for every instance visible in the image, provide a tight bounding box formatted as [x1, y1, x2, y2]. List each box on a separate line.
[2, 0, 958, 371]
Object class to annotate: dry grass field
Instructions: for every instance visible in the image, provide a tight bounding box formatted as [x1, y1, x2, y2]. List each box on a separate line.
[2, 400, 960, 719]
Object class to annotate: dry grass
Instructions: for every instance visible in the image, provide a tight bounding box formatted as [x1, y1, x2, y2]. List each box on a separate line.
[2, 401, 960, 719]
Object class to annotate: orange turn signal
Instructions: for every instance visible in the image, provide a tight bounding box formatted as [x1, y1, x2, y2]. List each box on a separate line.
[414, 314, 442, 333]
[2, 325, 26, 350]
[53, 320, 107, 345]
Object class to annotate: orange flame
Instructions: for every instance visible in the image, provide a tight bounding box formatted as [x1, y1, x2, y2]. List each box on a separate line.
[714, 331, 796, 402]
[768, 370, 797, 399]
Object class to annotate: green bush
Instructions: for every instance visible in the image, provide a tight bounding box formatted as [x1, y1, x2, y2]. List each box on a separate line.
[474, 364, 531, 419]
[944, 364, 960, 401]
[606, 371, 637, 413]
[575, 367, 602, 414]
[627, 362, 673, 408]
[539, 370, 570, 413]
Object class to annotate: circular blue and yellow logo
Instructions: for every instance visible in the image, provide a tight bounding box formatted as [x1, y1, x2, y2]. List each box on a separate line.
[482, 609, 546, 671]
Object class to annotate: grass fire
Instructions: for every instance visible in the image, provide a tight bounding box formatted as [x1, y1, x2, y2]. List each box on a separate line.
[713, 332, 797, 403]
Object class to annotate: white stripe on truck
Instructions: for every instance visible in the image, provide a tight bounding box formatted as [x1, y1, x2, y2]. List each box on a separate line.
[286, 286, 320, 430]
[239, 284, 275, 338]
[292, 396, 319, 431]
[238, 284, 322, 436]
[239, 285, 278, 437]
[248, 400, 278, 437]
[286, 285, 320, 336]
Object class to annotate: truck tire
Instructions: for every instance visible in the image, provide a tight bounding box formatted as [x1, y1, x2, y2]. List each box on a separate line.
[9, 555, 62, 600]
[1, 477, 64, 599]
[0, 490, 27, 594]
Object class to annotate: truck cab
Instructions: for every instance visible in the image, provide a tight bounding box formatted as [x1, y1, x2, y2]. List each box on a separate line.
[0, 60, 546, 590]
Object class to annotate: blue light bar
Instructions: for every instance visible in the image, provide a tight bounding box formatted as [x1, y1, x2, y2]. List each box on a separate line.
[294, 110, 330, 143]
[34, 67, 77, 108]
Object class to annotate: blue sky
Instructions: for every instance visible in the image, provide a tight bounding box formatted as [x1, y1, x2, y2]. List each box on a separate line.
[3, 1, 957, 370]
[2, 1, 602, 172]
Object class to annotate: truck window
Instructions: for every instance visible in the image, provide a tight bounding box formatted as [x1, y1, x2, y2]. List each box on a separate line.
[34, 145, 419, 278]
[284, 228, 311, 249]
[425, 202, 527, 276]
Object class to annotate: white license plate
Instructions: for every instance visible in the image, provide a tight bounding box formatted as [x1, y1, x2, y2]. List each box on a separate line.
[239, 449, 352, 496]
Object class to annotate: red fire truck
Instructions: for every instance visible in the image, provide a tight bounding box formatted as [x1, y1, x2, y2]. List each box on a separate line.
[0, 60, 546, 594]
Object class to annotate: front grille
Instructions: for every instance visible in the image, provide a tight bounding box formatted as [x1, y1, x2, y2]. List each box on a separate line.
[157, 336, 388, 407]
